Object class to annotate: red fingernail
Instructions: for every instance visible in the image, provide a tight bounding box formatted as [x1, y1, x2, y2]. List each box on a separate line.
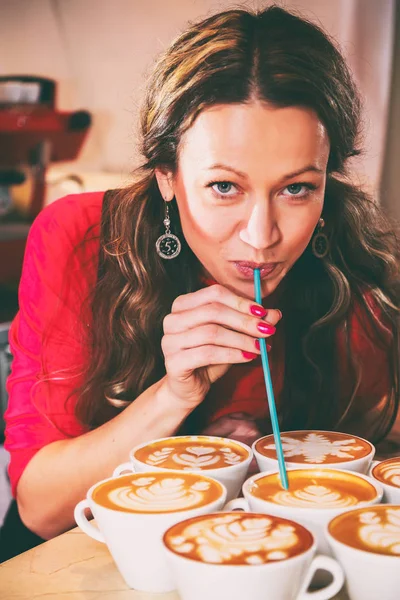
[242, 351, 258, 360]
[257, 322, 276, 335]
[250, 305, 268, 318]
[255, 340, 272, 352]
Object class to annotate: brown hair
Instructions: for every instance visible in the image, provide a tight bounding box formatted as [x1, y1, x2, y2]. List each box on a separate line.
[72, 6, 399, 441]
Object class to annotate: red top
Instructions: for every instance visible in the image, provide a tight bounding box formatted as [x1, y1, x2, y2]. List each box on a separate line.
[4, 192, 392, 497]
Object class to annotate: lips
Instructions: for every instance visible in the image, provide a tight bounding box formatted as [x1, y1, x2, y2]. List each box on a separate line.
[233, 261, 279, 279]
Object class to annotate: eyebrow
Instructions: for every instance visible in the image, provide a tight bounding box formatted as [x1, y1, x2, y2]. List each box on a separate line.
[206, 163, 324, 180]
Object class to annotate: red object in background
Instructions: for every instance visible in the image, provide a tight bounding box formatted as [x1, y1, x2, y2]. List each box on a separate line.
[0, 76, 92, 295]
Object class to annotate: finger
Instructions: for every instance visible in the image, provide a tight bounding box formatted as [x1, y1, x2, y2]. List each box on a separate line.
[165, 344, 258, 379]
[161, 324, 261, 357]
[163, 302, 278, 339]
[172, 284, 282, 326]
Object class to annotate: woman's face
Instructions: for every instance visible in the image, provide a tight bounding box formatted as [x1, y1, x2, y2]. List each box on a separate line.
[156, 101, 330, 301]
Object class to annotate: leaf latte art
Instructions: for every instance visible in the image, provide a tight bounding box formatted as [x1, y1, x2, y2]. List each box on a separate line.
[250, 470, 378, 508]
[373, 459, 400, 488]
[134, 436, 248, 470]
[270, 484, 359, 508]
[92, 472, 223, 513]
[164, 513, 313, 565]
[329, 506, 400, 557]
[108, 477, 211, 511]
[359, 509, 400, 554]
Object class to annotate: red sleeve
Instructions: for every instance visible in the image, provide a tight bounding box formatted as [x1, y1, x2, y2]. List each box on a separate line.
[337, 292, 394, 423]
[4, 192, 103, 497]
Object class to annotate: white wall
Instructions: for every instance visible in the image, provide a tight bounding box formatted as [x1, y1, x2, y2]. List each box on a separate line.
[0, 0, 395, 195]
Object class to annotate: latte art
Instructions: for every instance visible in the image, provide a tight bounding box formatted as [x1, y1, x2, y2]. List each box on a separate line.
[373, 458, 400, 488]
[250, 470, 378, 509]
[134, 436, 248, 471]
[93, 472, 223, 513]
[164, 513, 313, 565]
[271, 484, 359, 508]
[329, 506, 400, 557]
[256, 431, 372, 464]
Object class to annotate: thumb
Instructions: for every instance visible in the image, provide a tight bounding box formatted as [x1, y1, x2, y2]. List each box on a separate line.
[207, 363, 232, 384]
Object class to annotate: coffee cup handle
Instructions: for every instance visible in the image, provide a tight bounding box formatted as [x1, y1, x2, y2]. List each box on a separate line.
[222, 498, 249, 512]
[112, 462, 135, 477]
[74, 499, 105, 544]
[297, 555, 344, 600]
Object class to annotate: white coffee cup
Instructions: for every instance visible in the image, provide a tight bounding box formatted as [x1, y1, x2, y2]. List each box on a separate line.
[162, 511, 344, 600]
[226, 468, 383, 555]
[74, 470, 227, 593]
[326, 504, 400, 600]
[113, 435, 253, 501]
[253, 430, 375, 474]
[369, 457, 400, 503]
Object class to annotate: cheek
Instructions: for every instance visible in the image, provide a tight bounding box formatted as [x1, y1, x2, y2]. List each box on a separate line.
[179, 196, 235, 242]
[284, 210, 321, 257]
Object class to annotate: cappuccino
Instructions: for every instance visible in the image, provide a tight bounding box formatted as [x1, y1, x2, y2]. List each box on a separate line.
[92, 472, 223, 514]
[75, 471, 227, 593]
[249, 469, 378, 509]
[164, 512, 314, 565]
[134, 435, 249, 470]
[372, 457, 400, 488]
[255, 430, 372, 465]
[328, 505, 400, 557]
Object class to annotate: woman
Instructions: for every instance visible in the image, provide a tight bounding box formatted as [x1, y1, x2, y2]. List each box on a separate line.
[1, 6, 399, 560]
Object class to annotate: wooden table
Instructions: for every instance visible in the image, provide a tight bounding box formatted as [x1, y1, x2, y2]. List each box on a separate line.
[0, 526, 349, 600]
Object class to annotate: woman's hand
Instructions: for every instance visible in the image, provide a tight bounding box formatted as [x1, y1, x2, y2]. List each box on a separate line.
[161, 284, 282, 410]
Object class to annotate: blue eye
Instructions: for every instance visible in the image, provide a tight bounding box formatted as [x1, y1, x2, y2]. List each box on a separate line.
[207, 181, 239, 199]
[211, 181, 236, 196]
[283, 183, 317, 198]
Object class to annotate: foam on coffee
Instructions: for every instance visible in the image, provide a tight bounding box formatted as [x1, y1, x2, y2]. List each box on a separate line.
[134, 436, 249, 470]
[92, 472, 223, 513]
[329, 505, 400, 556]
[372, 458, 400, 488]
[164, 512, 314, 565]
[249, 470, 377, 509]
[255, 431, 372, 465]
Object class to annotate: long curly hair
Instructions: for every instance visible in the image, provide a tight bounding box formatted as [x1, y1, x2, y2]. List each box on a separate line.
[73, 6, 400, 442]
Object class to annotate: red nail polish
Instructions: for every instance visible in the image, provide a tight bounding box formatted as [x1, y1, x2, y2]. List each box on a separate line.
[250, 305, 267, 318]
[242, 351, 258, 360]
[257, 322, 276, 335]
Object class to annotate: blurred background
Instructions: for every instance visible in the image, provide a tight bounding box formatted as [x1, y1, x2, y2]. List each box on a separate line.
[0, 0, 399, 524]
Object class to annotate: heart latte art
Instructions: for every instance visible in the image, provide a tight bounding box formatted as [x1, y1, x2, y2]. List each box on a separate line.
[134, 436, 249, 470]
[164, 513, 313, 565]
[329, 506, 400, 556]
[249, 470, 378, 509]
[92, 472, 223, 513]
[256, 431, 372, 465]
[372, 458, 400, 488]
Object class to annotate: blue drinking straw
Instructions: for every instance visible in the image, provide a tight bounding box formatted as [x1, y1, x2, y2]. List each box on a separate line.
[254, 268, 289, 490]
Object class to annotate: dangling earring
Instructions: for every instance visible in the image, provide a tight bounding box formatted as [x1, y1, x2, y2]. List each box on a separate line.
[312, 218, 330, 259]
[155, 199, 182, 260]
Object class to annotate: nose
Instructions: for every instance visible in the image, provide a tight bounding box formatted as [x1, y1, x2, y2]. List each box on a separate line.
[239, 201, 281, 250]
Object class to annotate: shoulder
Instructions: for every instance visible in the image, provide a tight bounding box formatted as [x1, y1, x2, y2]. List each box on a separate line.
[29, 191, 105, 247]
[348, 289, 393, 346]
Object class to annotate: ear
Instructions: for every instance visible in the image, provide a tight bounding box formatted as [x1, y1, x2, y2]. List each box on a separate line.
[155, 168, 175, 202]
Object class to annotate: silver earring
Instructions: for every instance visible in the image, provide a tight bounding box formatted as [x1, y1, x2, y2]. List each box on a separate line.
[155, 200, 181, 260]
[312, 218, 330, 259]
